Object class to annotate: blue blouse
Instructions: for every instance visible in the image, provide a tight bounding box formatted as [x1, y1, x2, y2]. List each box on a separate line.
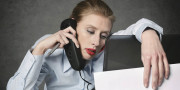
[7, 18, 163, 90]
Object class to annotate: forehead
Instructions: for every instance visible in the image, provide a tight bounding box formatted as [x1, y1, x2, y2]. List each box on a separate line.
[78, 14, 112, 32]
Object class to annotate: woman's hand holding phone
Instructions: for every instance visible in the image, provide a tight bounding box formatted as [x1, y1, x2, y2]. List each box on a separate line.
[32, 26, 79, 55]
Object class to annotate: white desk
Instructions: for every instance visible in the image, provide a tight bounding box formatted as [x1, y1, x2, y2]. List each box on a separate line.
[94, 63, 180, 90]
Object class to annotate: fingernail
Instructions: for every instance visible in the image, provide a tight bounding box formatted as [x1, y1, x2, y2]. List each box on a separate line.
[153, 85, 157, 90]
[144, 83, 147, 88]
[77, 45, 79, 48]
[158, 80, 162, 86]
[165, 75, 169, 80]
[158, 82, 161, 86]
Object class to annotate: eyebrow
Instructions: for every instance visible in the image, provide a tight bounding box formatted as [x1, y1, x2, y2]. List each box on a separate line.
[86, 25, 110, 34]
[86, 25, 97, 30]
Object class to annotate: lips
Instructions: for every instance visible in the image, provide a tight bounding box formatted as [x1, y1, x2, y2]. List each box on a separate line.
[86, 48, 96, 55]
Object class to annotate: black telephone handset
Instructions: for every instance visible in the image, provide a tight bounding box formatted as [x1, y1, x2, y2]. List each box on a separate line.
[60, 19, 86, 71]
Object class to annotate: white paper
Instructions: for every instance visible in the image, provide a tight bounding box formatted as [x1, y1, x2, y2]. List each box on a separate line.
[94, 63, 180, 90]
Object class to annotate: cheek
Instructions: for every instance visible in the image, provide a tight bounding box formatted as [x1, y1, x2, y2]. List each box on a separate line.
[77, 32, 88, 47]
[99, 45, 105, 52]
[98, 41, 105, 49]
[78, 37, 86, 45]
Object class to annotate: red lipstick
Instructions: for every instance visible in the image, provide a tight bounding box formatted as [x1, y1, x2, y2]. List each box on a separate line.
[86, 48, 96, 55]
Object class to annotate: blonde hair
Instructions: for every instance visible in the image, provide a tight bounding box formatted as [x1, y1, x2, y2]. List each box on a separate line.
[70, 0, 115, 23]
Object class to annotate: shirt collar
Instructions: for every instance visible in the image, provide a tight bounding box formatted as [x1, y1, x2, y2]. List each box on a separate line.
[63, 50, 71, 73]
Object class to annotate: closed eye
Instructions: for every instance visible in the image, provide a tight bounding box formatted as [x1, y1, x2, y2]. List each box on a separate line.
[87, 29, 94, 34]
[100, 35, 108, 39]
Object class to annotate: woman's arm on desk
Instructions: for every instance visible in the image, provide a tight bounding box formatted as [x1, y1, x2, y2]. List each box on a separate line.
[113, 18, 169, 89]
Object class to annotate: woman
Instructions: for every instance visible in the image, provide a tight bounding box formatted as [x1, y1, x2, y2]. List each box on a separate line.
[7, 0, 169, 90]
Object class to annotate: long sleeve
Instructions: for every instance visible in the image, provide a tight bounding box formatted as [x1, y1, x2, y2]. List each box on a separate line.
[92, 18, 163, 73]
[7, 35, 51, 90]
[113, 18, 163, 42]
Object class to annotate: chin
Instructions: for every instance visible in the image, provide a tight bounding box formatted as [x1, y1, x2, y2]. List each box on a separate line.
[82, 56, 92, 60]
[81, 49, 97, 60]
[82, 54, 94, 60]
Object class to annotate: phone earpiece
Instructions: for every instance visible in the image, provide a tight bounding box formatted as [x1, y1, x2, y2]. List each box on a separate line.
[60, 19, 77, 30]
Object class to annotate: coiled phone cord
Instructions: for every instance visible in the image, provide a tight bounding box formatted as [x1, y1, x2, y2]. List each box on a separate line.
[79, 71, 92, 90]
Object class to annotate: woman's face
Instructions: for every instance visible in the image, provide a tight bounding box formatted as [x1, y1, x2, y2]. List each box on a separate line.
[76, 14, 112, 60]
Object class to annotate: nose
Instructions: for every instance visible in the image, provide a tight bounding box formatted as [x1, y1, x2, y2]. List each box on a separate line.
[92, 35, 100, 47]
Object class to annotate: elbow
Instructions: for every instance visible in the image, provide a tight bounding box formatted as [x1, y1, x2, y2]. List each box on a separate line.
[7, 75, 25, 90]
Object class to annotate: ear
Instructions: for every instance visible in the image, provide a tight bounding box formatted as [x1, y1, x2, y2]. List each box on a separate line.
[99, 45, 105, 53]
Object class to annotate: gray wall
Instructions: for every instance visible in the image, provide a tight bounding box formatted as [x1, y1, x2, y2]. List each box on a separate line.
[0, 0, 180, 89]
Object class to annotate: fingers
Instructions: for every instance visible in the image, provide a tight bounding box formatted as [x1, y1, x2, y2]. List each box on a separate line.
[63, 32, 79, 48]
[152, 54, 168, 89]
[158, 54, 164, 86]
[163, 53, 170, 79]
[43, 26, 78, 53]
[143, 53, 169, 90]
[56, 26, 79, 48]
[141, 31, 170, 90]
[63, 26, 76, 37]
[143, 56, 151, 88]
[57, 34, 66, 48]
[62, 26, 79, 48]
[60, 34, 69, 44]
[151, 55, 159, 90]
